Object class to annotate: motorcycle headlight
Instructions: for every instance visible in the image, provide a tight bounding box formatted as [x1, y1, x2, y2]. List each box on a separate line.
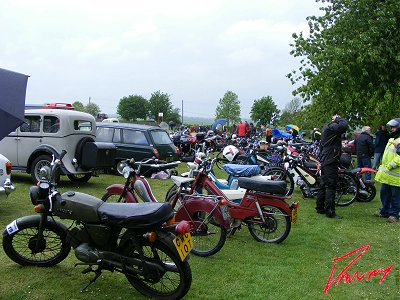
[39, 166, 51, 181]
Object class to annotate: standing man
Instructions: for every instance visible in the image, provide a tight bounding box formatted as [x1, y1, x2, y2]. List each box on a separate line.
[265, 125, 272, 143]
[316, 114, 349, 219]
[372, 124, 390, 170]
[374, 118, 400, 223]
[237, 120, 246, 138]
[354, 126, 374, 180]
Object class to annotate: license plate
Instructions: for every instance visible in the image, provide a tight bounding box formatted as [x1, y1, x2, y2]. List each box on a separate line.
[291, 207, 298, 224]
[173, 233, 193, 261]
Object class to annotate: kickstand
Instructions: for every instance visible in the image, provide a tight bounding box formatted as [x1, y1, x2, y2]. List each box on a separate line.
[80, 266, 102, 292]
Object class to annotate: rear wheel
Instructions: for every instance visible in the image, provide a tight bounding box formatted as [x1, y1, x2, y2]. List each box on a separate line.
[247, 205, 291, 243]
[189, 210, 227, 257]
[3, 220, 71, 267]
[335, 173, 359, 206]
[122, 239, 192, 300]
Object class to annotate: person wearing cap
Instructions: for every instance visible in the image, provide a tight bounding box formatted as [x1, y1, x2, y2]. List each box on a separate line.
[354, 126, 374, 180]
[316, 114, 349, 219]
[374, 118, 400, 223]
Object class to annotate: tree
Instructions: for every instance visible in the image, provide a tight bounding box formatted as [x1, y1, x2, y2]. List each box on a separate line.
[215, 91, 241, 129]
[117, 95, 148, 121]
[72, 101, 84, 112]
[277, 97, 302, 126]
[148, 91, 175, 122]
[288, 0, 400, 128]
[84, 102, 101, 118]
[250, 96, 279, 126]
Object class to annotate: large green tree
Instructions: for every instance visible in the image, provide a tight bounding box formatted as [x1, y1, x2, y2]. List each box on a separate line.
[148, 91, 176, 122]
[72, 101, 84, 112]
[84, 102, 101, 117]
[250, 96, 279, 126]
[117, 95, 148, 121]
[215, 91, 241, 128]
[288, 0, 400, 128]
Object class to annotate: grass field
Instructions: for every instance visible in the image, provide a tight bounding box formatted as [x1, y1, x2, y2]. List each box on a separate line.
[0, 164, 398, 300]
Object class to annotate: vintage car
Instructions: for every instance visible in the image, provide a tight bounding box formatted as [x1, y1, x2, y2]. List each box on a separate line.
[0, 109, 115, 183]
[0, 154, 15, 200]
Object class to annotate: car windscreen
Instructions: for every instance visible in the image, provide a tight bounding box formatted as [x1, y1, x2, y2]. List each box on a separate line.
[151, 130, 173, 145]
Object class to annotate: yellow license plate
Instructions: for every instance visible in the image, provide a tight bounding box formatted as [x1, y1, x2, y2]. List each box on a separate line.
[173, 233, 193, 261]
[291, 207, 298, 224]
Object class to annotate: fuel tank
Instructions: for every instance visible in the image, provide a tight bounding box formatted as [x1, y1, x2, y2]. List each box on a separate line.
[52, 191, 103, 222]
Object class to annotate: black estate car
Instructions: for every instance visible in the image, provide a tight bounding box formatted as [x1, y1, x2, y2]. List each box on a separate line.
[96, 122, 179, 172]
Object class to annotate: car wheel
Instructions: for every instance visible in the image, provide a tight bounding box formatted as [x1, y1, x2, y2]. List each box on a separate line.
[31, 155, 52, 183]
[74, 137, 95, 163]
[67, 173, 92, 183]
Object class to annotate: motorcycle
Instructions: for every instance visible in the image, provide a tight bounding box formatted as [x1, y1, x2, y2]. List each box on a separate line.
[102, 157, 229, 257]
[3, 151, 193, 299]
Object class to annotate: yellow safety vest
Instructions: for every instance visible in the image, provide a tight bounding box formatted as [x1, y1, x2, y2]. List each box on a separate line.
[375, 137, 400, 187]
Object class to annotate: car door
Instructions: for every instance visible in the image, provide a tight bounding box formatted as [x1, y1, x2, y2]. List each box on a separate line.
[17, 114, 42, 167]
[121, 129, 152, 161]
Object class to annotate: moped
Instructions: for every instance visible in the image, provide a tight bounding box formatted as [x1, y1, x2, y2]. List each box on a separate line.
[102, 158, 229, 257]
[3, 151, 193, 299]
[167, 157, 298, 244]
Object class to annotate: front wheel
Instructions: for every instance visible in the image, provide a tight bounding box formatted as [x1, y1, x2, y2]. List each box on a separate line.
[356, 183, 376, 202]
[189, 210, 227, 257]
[122, 239, 192, 300]
[31, 155, 53, 183]
[3, 219, 71, 267]
[335, 173, 359, 206]
[247, 205, 291, 243]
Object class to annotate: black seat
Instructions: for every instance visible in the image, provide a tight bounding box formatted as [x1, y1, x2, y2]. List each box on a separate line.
[97, 202, 173, 228]
[238, 177, 287, 195]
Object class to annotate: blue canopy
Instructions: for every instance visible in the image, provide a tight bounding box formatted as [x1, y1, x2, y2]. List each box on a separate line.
[212, 118, 227, 131]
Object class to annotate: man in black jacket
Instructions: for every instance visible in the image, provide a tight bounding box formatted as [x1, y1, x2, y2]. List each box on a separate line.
[372, 124, 390, 170]
[316, 115, 349, 219]
[354, 126, 374, 180]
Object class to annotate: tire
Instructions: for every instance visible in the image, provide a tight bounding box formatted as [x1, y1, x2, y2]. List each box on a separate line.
[335, 173, 359, 206]
[3, 219, 71, 267]
[165, 185, 187, 212]
[30, 155, 53, 183]
[122, 239, 192, 300]
[356, 184, 376, 202]
[262, 167, 295, 196]
[247, 204, 291, 243]
[74, 136, 95, 163]
[67, 173, 92, 183]
[189, 210, 227, 257]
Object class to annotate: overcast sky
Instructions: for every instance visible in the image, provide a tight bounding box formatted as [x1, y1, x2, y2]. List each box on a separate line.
[0, 0, 324, 119]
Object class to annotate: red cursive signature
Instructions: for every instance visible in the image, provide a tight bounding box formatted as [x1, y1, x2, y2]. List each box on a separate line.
[324, 245, 394, 294]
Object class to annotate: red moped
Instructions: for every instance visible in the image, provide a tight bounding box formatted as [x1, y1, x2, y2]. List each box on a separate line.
[166, 157, 298, 244]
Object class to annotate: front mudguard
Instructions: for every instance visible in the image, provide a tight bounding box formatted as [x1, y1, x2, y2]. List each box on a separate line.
[3, 215, 68, 237]
[105, 184, 136, 203]
[175, 196, 230, 228]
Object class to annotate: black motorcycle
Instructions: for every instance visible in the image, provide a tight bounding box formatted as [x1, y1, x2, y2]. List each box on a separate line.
[3, 151, 192, 300]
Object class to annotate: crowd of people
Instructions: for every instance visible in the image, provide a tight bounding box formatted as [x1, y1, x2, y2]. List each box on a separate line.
[316, 115, 400, 223]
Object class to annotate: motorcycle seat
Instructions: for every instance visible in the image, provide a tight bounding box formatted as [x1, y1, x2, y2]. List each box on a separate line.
[238, 176, 287, 195]
[171, 175, 195, 187]
[223, 164, 261, 177]
[98, 202, 174, 228]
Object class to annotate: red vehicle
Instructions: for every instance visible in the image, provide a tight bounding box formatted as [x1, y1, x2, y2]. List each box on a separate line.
[166, 157, 297, 246]
[43, 102, 74, 110]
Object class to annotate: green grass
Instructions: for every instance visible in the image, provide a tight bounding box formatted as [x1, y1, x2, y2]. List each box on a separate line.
[0, 164, 398, 300]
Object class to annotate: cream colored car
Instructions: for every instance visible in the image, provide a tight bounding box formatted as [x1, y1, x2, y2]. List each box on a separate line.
[0, 109, 115, 183]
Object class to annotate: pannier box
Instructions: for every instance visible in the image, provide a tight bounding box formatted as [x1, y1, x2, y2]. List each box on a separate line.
[81, 142, 116, 169]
